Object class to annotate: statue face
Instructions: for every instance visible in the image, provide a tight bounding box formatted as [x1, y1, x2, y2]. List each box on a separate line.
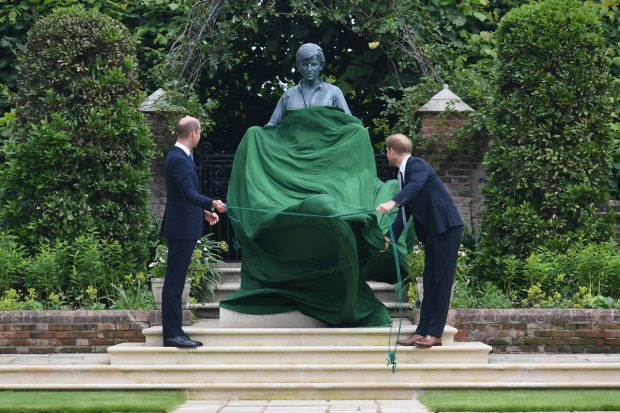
[298, 55, 322, 81]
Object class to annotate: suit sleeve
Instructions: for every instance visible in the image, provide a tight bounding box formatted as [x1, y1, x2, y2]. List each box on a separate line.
[387, 158, 430, 242]
[170, 157, 214, 209]
[388, 205, 411, 242]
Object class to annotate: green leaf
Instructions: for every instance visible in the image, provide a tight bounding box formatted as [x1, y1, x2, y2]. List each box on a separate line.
[473, 12, 487, 22]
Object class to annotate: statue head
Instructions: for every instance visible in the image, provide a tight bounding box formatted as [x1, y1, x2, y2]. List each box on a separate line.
[295, 43, 325, 81]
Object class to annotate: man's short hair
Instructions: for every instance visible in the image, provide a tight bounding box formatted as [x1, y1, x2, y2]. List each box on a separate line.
[296, 43, 325, 69]
[177, 117, 200, 138]
[386, 134, 413, 154]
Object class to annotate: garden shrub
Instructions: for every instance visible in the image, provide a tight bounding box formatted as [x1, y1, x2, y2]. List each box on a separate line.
[23, 233, 132, 308]
[0, 6, 155, 266]
[0, 231, 146, 309]
[493, 242, 619, 307]
[476, 0, 615, 286]
[0, 232, 27, 296]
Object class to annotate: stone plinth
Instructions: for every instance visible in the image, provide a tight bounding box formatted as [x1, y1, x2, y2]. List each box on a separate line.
[219, 308, 326, 328]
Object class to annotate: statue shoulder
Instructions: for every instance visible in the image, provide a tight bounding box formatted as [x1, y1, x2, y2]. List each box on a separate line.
[325, 82, 345, 95]
[284, 82, 300, 92]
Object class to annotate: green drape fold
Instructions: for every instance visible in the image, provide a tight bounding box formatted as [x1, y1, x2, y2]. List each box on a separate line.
[220, 106, 409, 327]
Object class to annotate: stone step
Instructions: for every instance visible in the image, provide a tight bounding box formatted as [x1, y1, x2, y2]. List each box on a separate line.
[210, 280, 405, 304]
[2, 363, 618, 397]
[217, 267, 241, 284]
[211, 282, 240, 302]
[191, 303, 219, 318]
[200, 264, 412, 319]
[141, 321, 451, 347]
[108, 342, 491, 366]
[192, 302, 411, 319]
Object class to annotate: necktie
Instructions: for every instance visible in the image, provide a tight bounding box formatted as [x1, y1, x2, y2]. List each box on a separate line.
[397, 171, 407, 225]
[189, 151, 194, 161]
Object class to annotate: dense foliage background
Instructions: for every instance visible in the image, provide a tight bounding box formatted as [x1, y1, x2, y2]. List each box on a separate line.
[0, 0, 617, 309]
[456, 0, 619, 309]
[0, 6, 155, 307]
[476, 0, 614, 277]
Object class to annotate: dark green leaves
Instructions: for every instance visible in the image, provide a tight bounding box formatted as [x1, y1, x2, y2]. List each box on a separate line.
[0, 6, 155, 267]
[476, 0, 614, 286]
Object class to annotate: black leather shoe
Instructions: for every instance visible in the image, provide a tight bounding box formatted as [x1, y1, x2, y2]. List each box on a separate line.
[181, 334, 203, 347]
[163, 335, 200, 348]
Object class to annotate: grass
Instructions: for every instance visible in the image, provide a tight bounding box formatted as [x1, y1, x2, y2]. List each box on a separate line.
[420, 389, 620, 412]
[0, 390, 185, 413]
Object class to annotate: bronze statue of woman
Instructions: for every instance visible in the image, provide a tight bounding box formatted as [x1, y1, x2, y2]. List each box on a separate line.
[221, 42, 409, 328]
[266, 43, 350, 126]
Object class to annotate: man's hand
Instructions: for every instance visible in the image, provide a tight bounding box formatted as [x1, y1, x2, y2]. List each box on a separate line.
[376, 200, 397, 213]
[212, 200, 227, 213]
[381, 236, 391, 252]
[204, 211, 219, 225]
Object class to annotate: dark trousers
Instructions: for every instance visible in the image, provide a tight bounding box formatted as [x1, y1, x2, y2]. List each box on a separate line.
[416, 226, 462, 338]
[162, 237, 197, 339]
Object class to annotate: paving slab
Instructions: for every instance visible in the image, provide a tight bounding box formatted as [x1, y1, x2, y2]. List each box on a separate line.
[226, 400, 271, 406]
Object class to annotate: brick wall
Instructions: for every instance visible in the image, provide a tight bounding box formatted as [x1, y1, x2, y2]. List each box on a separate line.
[446, 309, 620, 353]
[419, 112, 486, 232]
[1, 309, 617, 354]
[436, 156, 485, 232]
[144, 113, 175, 222]
[0, 310, 159, 354]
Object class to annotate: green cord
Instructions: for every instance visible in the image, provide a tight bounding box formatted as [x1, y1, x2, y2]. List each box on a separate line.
[386, 225, 404, 373]
[224, 204, 405, 372]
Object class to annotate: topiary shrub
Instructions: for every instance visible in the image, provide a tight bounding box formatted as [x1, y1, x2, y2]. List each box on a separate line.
[0, 6, 155, 265]
[475, 0, 615, 285]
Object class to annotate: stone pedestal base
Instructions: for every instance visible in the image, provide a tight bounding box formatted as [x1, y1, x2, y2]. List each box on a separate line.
[219, 308, 326, 328]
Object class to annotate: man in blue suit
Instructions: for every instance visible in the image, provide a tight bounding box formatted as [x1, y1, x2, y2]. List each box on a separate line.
[162, 116, 226, 348]
[376, 134, 463, 348]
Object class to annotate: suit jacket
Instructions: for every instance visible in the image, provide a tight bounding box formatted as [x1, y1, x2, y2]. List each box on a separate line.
[389, 156, 462, 243]
[162, 146, 214, 240]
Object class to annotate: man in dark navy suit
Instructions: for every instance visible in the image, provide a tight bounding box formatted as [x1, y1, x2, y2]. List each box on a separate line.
[376, 134, 463, 348]
[162, 116, 226, 348]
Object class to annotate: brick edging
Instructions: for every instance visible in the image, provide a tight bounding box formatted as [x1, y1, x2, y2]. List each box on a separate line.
[1, 309, 618, 354]
[0, 310, 160, 354]
[445, 308, 619, 353]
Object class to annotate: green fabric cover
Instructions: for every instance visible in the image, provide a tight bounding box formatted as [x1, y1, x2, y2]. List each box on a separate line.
[221, 106, 410, 327]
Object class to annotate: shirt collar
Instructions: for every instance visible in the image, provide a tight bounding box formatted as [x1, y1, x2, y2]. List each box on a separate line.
[298, 79, 324, 90]
[399, 155, 411, 176]
[175, 141, 192, 157]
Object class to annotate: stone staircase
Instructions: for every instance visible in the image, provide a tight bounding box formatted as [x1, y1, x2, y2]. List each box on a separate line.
[3, 319, 619, 399]
[2, 262, 619, 399]
[192, 263, 411, 319]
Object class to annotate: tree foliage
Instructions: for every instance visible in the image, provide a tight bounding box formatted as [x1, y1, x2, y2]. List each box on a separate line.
[0, 6, 155, 265]
[475, 0, 615, 283]
[0, 0, 189, 111]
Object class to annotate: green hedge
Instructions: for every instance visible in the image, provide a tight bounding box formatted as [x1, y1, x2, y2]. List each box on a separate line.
[476, 0, 615, 284]
[0, 6, 155, 265]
